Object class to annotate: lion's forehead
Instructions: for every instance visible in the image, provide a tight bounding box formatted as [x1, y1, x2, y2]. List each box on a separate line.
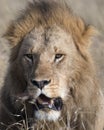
[22, 25, 74, 53]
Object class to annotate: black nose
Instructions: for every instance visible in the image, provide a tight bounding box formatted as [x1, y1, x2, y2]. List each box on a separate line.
[31, 79, 51, 89]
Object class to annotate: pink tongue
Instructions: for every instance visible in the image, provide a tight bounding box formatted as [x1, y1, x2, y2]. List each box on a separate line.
[36, 95, 63, 111]
[38, 94, 52, 105]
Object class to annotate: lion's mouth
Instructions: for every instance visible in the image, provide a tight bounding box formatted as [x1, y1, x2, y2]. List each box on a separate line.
[33, 94, 63, 111]
[18, 93, 63, 111]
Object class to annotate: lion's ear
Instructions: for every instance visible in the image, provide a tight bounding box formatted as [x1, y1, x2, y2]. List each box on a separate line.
[82, 25, 97, 47]
[71, 17, 98, 60]
[75, 17, 98, 48]
[3, 23, 22, 47]
[3, 14, 35, 47]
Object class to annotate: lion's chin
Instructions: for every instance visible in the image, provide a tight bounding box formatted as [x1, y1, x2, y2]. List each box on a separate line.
[35, 109, 61, 121]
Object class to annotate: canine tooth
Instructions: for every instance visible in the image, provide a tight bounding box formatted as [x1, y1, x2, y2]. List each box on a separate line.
[48, 104, 52, 109]
[29, 101, 35, 104]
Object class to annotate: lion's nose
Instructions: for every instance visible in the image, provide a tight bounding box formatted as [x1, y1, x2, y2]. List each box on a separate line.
[31, 79, 51, 89]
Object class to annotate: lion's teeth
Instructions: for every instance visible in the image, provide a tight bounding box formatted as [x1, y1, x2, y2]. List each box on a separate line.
[48, 104, 53, 109]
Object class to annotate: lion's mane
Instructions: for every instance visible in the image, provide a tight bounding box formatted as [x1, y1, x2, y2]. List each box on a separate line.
[0, 0, 104, 130]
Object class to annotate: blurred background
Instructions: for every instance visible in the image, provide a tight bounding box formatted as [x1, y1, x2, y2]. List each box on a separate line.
[0, 0, 104, 91]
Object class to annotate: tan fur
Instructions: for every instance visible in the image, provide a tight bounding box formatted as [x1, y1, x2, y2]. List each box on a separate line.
[1, 0, 104, 130]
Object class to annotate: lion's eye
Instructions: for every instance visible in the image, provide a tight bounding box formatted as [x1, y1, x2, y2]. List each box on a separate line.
[24, 54, 33, 62]
[54, 54, 64, 62]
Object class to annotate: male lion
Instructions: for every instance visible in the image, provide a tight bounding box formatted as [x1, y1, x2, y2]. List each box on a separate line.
[0, 0, 104, 130]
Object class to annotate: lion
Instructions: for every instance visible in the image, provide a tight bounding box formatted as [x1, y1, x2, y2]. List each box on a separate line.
[0, 0, 104, 130]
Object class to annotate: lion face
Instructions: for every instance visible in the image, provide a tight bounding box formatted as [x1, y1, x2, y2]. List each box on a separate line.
[2, 1, 103, 130]
[17, 25, 78, 121]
